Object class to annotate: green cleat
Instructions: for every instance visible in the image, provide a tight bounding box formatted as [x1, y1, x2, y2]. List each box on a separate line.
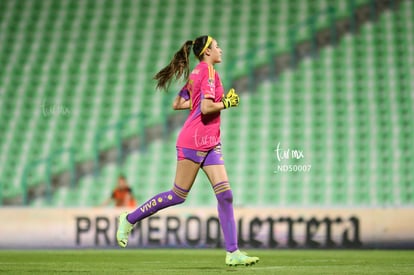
[225, 250, 259, 267]
[116, 212, 134, 248]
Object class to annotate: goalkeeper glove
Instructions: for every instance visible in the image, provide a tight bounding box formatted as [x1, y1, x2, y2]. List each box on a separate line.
[222, 88, 239, 109]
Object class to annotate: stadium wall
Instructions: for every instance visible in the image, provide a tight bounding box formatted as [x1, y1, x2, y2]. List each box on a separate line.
[1, 207, 413, 249]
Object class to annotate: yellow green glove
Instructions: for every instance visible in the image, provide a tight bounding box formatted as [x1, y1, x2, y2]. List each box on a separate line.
[222, 88, 240, 109]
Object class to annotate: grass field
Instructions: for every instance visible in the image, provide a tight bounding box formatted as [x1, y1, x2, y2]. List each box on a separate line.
[0, 249, 413, 274]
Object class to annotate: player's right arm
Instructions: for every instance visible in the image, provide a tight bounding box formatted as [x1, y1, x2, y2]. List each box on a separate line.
[172, 95, 190, 110]
[172, 85, 191, 110]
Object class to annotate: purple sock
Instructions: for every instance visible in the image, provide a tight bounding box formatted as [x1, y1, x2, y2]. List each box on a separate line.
[127, 183, 188, 224]
[214, 181, 238, 252]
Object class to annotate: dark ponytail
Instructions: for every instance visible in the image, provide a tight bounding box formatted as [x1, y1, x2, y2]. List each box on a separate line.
[153, 35, 212, 91]
[154, 40, 193, 91]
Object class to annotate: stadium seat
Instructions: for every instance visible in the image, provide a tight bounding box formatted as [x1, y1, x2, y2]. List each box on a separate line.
[1, 0, 412, 208]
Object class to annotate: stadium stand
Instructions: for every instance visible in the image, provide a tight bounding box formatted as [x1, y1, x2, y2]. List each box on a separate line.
[0, 0, 412, 207]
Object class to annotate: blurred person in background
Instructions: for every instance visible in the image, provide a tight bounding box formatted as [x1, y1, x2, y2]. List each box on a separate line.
[101, 175, 137, 207]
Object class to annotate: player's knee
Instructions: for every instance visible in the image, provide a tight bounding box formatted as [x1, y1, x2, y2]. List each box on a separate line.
[171, 190, 187, 205]
[171, 183, 189, 205]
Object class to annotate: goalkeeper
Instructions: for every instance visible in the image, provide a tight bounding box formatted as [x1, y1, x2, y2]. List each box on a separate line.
[116, 35, 259, 267]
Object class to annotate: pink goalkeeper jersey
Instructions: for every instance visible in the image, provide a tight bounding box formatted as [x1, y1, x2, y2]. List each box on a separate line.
[176, 61, 224, 151]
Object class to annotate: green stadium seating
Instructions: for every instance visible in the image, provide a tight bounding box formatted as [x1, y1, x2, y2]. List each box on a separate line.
[1, 0, 412, 207]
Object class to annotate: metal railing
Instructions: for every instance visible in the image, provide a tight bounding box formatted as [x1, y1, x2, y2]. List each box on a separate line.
[21, 147, 76, 205]
[93, 112, 146, 177]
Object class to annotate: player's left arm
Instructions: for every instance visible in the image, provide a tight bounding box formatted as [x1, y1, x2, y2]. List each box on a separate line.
[200, 69, 239, 114]
[200, 98, 225, 114]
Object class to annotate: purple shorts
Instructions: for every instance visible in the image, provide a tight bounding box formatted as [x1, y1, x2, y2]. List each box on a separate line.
[176, 144, 224, 167]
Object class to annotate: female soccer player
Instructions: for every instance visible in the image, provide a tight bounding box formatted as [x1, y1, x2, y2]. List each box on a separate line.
[116, 35, 259, 266]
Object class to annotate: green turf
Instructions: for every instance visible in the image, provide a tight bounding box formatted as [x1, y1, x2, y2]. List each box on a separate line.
[0, 249, 413, 274]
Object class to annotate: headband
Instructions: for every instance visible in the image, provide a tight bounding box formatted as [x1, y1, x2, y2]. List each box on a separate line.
[198, 36, 213, 57]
